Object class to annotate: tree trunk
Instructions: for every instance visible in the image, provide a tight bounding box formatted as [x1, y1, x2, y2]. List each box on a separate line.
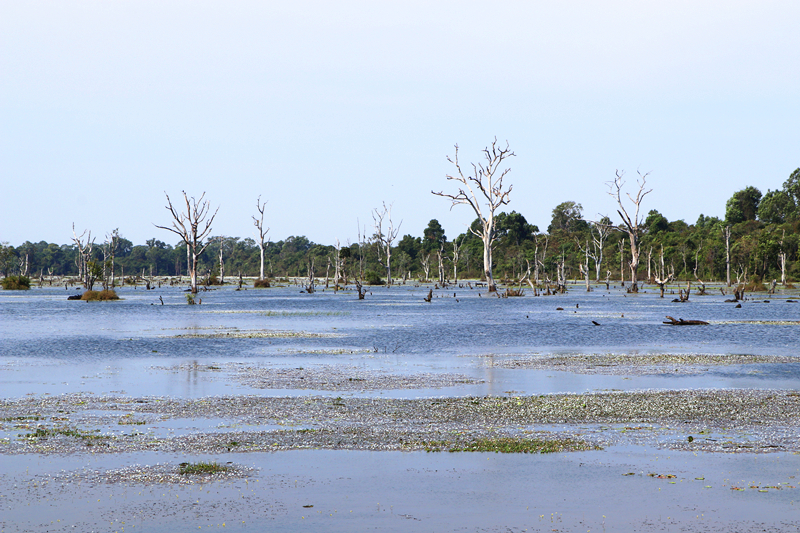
[483, 233, 495, 291]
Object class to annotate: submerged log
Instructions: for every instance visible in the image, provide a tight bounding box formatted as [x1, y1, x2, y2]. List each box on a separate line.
[663, 315, 709, 326]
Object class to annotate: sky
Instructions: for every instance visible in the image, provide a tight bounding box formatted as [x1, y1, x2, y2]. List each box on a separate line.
[2, 1, 799, 247]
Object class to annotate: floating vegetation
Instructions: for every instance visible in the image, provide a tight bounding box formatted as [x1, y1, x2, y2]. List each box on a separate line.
[167, 329, 341, 339]
[2, 389, 799, 456]
[202, 310, 349, 317]
[488, 353, 800, 375]
[24, 426, 110, 446]
[178, 461, 228, 475]
[231, 364, 481, 391]
[422, 436, 598, 454]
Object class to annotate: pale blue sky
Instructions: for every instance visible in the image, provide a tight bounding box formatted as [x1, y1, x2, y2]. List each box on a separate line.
[2, 1, 799, 247]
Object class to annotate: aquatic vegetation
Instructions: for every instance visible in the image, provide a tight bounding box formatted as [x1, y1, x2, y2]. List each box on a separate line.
[178, 461, 228, 475]
[423, 436, 599, 453]
[24, 426, 109, 446]
[80, 289, 120, 301]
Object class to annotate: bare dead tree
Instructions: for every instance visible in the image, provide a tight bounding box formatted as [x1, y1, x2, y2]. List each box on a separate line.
[608, 170, 652, 293]
[724, 225, 732, 287]
[105, 229, 119, 288]
[589, 218, 612, 281]
[576, 239, 592, 291]
[693, 243, 707, 295]
[72, 224, 97, 290]
[451, 237, 464, 283]
[436, 241, 446, 284]
[433, 139, 515, 292]
[372, 202, 402, 286]
[332, 239, 345, 291]
[420, 253, 432, 282]
[779, 229, 788, 286]
[252, 196, 270, 280]
[653, 245, 673, 298]
[154, 191, 218, 294]
[534, 234, 548, 286]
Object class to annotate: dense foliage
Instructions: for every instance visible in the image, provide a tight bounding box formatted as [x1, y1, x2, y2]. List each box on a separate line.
[2, 168, 799, 287]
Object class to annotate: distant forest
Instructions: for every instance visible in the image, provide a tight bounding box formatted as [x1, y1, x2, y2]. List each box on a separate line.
[3, 168, 800, 288]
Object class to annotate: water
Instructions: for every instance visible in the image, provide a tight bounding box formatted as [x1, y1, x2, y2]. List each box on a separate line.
[2, 281, 800, 532]
[2, 283, 800, 398]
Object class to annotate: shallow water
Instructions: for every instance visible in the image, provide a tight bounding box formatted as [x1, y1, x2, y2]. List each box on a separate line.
[2, 283, 800, 398]
[2, 282, 800, 532]
[1, 449, 798, 532]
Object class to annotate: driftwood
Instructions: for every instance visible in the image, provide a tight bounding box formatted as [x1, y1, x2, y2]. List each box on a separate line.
[663, 315, 709, 326]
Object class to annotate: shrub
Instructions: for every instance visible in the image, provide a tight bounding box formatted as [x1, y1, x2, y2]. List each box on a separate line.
[206, 274, 223, 286]
[253, 279, 271, 288]
[363, 270, 383, 285]
[80, 289, 120, 301]
[1, 275, 31, 290]
[744, 281, 768, 292]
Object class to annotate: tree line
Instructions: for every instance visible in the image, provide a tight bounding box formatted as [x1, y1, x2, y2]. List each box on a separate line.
[2, 142, 799, 294]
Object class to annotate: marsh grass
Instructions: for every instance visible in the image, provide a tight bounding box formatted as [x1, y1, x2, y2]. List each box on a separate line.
[80, 289, 120, 301]
[253, 279, 271, 288]
[25, 426, 109, 445]
[178, 461, 228, 475]
[422, 437, 599, 454]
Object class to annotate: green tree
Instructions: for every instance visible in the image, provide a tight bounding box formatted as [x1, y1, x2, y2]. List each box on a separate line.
[758, 189, 796, 224]
[422, 219, 446, 251]
[548, 201, 584, 234]
[725, 186, 762, 224]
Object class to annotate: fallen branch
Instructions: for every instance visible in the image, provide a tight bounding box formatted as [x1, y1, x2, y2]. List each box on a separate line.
[662, 315, 709, 326]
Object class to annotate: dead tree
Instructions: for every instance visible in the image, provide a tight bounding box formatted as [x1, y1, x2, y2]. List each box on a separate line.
[154, 191, 218, 294]
[534, 234, 548, 286]
[72, 224, 97, 290]
[555, 253, 567, 293]
[252, 196, 270, 281]
[217, 236, 226, 284]
[724, 225, 732, 287]
[306, 257, 315, 293]
[589, 218, 612, 281]
[420, 253, 432, 282]
[433, 138, 514, 292]
[693, 245, 707, 295]
[332, 239, 344, 291]
[576, 239, 592, 291]
[451, 237, 464, 283]
[653, 245, 673, 298]
[779, 230, 787, 286]
[372, 202, 402, 286]
[105, 229, 119, 288]
[437, 242, 446, 284]
[608, 170, 652, 293]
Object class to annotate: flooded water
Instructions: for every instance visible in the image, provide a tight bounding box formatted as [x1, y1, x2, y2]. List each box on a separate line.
[2, 282, 800, 398]
[2, 281, 799, 532]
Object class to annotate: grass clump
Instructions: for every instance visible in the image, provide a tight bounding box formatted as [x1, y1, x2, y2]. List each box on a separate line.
[1, 275, 31, 290]
[253, 278, 271, 288]
[178, 461, 228, 475]
[80, 289, 120, 301]
[25, 426, 109, 446]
